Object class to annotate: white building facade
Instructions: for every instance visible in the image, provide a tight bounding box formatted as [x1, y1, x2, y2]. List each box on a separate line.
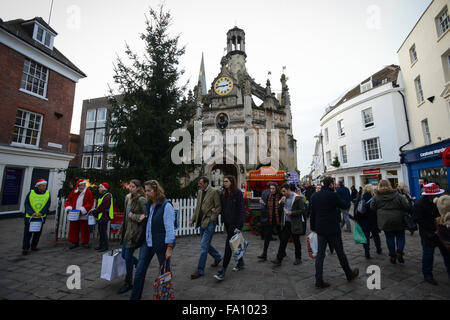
[319, 65, 410, 189]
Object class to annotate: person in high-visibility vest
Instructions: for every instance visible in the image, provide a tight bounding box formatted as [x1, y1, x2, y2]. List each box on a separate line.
[90, 182, 114, 252]
[22, 179, 51, 255]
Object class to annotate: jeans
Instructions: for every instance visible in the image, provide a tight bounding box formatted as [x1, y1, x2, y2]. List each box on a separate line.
[197, 222, 222, 275]
[222, 225, 244, 270]
[340, 209, 351, 232]
[130, 244, 167, 300]
[97, 220, 109, 250]
[384, 230, 405, 256]
[121, 241, 138, 280]
[277, 222, 301, 261]
[362, 226, 381, 256]
[420, 236, 450, 280]
[315, 233, 353, 284]
[23, 218, 44, 250]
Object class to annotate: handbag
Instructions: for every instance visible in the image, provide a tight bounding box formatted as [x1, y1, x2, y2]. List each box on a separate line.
[133, 216, 148, 247]
[403, 214, 418, 231]
[153, 260, 174, 300]
[353, 223, 367, 244]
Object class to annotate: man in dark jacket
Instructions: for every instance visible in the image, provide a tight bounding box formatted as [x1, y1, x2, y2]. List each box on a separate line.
[413, 183, 450, 285]
[337, 181, 352, 232]
[310, 177, 359, 288]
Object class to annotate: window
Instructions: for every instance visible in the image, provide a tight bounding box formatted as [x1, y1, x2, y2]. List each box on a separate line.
[84, 130, 94, 146]
[96, 108, 107, 128]
[94, 129, 105, 145]
[86, 109, 96, 129]
[106, 154, 115, 170]
[409, 45, 417, 64]
[363, 138, 382, 161]
[381, 78, 388, 85]
[20, 59, 49, 98]
[93, 155, 103, 169]
[436, 6, 449, 37]
[326, 151, 332, 166]
[360, 80, 373, 93]
[82, 155, 92, 169]
[33, 24, 54, 49]
[324, 128, 329, 144]
[12, 109, 43, 147]
[362, 108, 374, 128]
[337, 120, 345, 136]
[414, 76, 424, 104]
[340, 145, 348, 164]
[421, 119, 431, 145]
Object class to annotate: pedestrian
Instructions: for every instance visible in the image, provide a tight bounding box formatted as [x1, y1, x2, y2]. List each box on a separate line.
[398, 183, 416, 235]
[22, 179, 51, 255]
[117, 179, 147, 294]
[189, 177, 222, 280]
[257, 182, 283, 261]
[370, 179, 411, 264]
[64, 179, 94, 249]
[336, 181, 352, 233]
[292, 183, 307, 235]
[353, 184, 382, 259]
[350, 186, 358, 204]
[358, 186, 363, 197]
[310, 177, 359, 288]
[271, 183, 307, 266]
[130, 180, 175, 300]
[89, 183, 114, 252]
[259, 182, 273, 240]
[413, 184, 449, 285]
[214, 176, 246, 281]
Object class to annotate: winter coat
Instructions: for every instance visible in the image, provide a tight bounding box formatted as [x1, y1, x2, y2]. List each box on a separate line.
[370, 190, 410, 232]
[191, 187, 222, 229]
[353, 192, 378, 232]
[336, 186, 352, 209]
[220, 188, 246, 231]
[310, 186, 349, 235]
[64, 187, 94, 220]
[285, 194, 306, 235]
[260, 191, 283, 225]
[120, 192, 147, 248]
[413, 196, 441, 246]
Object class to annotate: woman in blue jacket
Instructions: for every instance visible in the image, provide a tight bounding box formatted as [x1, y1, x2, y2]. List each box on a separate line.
[130, 180, 175, 300]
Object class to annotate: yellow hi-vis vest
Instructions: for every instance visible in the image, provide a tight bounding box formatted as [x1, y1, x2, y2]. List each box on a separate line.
[28, 190, 50, 218]
[96, 192, 114, 220]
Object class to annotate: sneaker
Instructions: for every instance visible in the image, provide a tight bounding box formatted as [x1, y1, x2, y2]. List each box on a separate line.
[424, 278, 438, 286]
[232, 265, 242, 272]
[214, 270, 225, 281]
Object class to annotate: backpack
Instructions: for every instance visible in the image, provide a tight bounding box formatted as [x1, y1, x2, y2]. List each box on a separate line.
[357, 197, 372, 215]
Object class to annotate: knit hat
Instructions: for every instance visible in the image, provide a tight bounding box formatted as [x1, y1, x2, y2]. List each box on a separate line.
[34, 179, 47, 187]
[422, 183, 445, 196]
[100, 183, 109, 191]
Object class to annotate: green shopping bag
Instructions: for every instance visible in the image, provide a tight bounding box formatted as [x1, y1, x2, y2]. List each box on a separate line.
[353, 223, 367, 244]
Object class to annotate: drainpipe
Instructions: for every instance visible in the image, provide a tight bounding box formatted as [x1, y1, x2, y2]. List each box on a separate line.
[394, 85, 411, 159]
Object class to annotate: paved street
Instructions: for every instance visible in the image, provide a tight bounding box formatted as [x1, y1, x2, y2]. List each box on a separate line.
[0, 214, 449, 300]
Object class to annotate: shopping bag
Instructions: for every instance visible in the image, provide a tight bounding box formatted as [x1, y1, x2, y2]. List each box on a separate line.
[306, 232, 318, 259]
[153, 260, 174, 300]
[353, 223, 367, 244]
[229, 232, 249, 261]
[88, 214, 96, 226]
[100, 249, 126, 281]
[29, 218, 43, 233]
[68, 210, 80, 221]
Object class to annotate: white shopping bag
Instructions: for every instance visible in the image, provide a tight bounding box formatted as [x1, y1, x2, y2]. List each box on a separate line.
[68, 210, 80, 221]
[100, 249, 126, 281]
[29, 219, 43, 233]
[306, 232, 318, 259]
[229, 232, 249, 261]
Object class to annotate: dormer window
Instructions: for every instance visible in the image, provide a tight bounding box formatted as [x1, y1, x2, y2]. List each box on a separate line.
[32, 23, 55, 50]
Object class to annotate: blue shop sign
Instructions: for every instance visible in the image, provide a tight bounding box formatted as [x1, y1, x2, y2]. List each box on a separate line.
[403, 140, 449, 164]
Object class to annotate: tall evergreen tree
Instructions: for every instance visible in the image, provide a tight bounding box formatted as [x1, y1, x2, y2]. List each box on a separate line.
[107, 6, 197, 197]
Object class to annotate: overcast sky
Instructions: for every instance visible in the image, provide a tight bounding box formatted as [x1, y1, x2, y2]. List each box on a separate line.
[1, 0, 432, 176]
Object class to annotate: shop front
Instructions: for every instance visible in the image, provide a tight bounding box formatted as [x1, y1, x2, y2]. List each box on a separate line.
[402, 139, 450, 200]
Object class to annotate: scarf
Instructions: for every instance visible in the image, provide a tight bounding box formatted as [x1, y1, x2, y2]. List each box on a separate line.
[268, 193, 281, 225]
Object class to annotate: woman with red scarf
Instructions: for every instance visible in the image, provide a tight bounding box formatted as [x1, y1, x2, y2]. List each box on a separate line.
[64, 180, 94, 249]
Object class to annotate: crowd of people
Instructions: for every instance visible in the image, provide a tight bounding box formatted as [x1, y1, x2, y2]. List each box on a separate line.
[21, 173, 450, 299]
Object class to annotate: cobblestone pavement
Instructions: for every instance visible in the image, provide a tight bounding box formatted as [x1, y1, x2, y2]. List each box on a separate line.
[0, 215, 449, 300]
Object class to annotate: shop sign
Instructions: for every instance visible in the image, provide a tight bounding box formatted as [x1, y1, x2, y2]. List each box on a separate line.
[363, 169, 380, 175]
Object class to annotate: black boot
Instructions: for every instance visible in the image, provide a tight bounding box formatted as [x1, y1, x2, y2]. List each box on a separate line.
[117, 277, 133, 294]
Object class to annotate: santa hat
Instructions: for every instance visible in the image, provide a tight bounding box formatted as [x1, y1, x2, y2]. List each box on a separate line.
[99, 182, 109, 191]
[75, 179, 87, 193]
[34, 179, 47, 187]
[422, 183, 445, 196]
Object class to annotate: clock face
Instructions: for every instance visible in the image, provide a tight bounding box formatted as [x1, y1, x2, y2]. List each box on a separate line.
[214, 76, 233, 96]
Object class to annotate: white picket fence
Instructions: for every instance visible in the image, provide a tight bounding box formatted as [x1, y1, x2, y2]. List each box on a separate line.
[55, 198, 224, 241]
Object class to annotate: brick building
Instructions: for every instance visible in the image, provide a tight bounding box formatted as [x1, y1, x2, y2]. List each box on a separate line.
[0, 17, 86, 215]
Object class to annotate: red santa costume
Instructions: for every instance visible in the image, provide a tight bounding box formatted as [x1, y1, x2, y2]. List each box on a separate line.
[64, 179, 94, 245]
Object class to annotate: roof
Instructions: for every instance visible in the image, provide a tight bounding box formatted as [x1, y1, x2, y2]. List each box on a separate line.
[0, 17, 86, 78]
[321, 65, 400, 120]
